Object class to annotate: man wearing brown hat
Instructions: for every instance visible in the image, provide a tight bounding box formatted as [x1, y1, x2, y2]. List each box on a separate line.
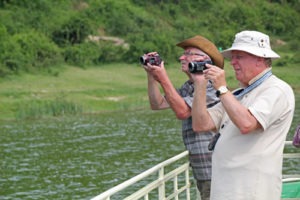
[142, 35, 224, 199]
[191, 30, 295, 199]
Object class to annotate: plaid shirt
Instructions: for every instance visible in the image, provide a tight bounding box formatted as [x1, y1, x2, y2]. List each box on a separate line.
[177, 80, 219, 181]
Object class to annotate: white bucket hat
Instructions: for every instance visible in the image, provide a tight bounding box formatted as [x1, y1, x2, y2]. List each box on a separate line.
[221, 30, 280, 59]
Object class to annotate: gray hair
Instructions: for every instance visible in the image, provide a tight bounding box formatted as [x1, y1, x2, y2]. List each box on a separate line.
[264, 58, 272, 67]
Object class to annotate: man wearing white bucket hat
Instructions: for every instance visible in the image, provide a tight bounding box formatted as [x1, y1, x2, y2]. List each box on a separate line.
[191, 30, 295, 200]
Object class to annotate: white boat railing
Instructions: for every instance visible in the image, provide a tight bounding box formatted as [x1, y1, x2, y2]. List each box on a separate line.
[91, 141, 300, 200]
[91, 151, 192, 200]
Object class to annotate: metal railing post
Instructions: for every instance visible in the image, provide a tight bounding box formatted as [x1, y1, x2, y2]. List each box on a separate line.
[185, 169, 190, 200]
[158, 167, 165, 199]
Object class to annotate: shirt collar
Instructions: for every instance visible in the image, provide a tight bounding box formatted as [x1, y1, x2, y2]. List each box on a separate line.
[248, 68, 272, 85]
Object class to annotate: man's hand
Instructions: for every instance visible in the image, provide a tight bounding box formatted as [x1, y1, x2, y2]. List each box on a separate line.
[142, 52, 167, 83]
[203, 64, 227, 90]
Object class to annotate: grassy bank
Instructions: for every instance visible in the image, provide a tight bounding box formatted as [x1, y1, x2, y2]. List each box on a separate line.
[0, 62, 299, 121]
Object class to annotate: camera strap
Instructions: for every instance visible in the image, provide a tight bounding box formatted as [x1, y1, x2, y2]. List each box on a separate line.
[234, 70, 273, 99]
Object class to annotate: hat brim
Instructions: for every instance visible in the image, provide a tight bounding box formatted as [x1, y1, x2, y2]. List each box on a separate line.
[222, 46, 280, 60]
[176, 35, 224, 69]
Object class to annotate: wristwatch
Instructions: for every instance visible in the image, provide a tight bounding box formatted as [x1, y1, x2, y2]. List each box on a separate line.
[216, 86, 228, 97]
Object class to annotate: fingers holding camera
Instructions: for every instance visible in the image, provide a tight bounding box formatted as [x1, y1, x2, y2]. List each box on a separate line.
[143, 52, 160, 66]
[140, 52, 167, 83]
[146, 51, 159, 57]
[190, 71, 205, 84]
[143, 60, 163, 71]
[203, 64, 226, 89]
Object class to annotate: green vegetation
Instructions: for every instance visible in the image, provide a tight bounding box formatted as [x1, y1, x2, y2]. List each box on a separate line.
[0, 0, 299, 120]
[0, 0, 300, 76]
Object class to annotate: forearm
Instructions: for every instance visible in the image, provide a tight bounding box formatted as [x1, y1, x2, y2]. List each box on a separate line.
[219, 92, 261, 134]
[192, 80, 215, 132]
[147, 73, 169, 110]
[159, 77, 191, 119]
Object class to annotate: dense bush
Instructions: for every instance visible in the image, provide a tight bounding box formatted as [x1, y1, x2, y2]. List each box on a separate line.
[0, 0, 299, 76]
[64, 42, 99, 67]
[52, 15, 94, 47]
[0, 30, 62, 75]
[64, 39, 129, 67]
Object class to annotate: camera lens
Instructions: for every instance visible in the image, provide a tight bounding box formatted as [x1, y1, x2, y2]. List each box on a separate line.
[140, 56, 146, 65]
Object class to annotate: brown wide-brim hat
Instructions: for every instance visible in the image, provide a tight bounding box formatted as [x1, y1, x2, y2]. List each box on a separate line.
[176, 35, 224, 69]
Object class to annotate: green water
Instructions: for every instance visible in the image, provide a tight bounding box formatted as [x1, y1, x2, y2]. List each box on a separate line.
[1, 106, 299, 200]
[0, 110, 186, 199]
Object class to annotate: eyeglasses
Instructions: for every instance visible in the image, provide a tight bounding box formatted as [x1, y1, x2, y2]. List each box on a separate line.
[183, 52, 205, 57]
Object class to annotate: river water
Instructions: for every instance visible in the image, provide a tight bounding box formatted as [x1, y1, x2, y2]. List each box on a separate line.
[1, 108, 299, 200]
[0, 110, 186, 199]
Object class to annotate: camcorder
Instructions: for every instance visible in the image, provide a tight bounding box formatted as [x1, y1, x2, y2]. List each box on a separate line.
[140, 53, 162, 66]
[188, 60, 213, 73]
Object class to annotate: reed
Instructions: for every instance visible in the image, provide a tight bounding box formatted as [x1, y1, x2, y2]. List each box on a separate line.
[15, 99, 83, 120]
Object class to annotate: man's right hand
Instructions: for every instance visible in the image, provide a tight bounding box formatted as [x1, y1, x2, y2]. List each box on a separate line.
[143, 59, 167, 83]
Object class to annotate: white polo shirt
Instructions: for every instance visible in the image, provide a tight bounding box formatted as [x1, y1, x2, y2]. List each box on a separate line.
[208, 73, 295, 200]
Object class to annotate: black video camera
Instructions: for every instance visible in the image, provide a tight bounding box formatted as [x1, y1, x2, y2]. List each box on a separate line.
[140, 53, 162, 66]
[188, 60, 212, 73]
